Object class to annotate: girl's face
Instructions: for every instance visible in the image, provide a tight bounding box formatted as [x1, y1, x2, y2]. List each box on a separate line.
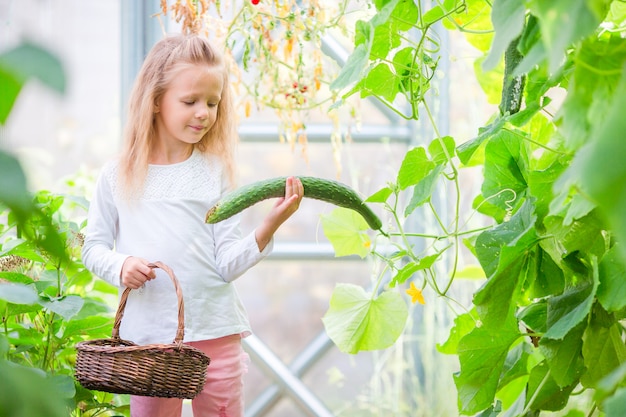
[154, 63, 224, 152]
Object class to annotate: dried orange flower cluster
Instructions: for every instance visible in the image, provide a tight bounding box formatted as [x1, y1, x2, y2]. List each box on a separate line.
[158, 0, 358, 171]
[159, 0, 210, 34]
[0, 255, 29, 272]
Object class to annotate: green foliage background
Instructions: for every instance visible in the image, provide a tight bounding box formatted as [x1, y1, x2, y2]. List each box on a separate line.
[3, 0, 626, 416]
[320, 0, 626, 415]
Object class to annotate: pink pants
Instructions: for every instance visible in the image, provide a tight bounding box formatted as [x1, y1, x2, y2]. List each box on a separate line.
[130, 335, 248, 417]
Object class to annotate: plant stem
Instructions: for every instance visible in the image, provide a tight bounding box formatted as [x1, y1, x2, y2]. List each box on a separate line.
[423, 100, 461, 295]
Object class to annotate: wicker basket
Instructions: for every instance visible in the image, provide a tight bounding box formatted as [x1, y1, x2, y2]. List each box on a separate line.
[75, 261, 210, 398]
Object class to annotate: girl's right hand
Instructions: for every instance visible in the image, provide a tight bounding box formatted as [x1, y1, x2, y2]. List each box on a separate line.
[120, 256, 157, 289]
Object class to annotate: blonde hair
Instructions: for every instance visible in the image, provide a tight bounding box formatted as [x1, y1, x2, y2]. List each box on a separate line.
[119, 34, 237, 196]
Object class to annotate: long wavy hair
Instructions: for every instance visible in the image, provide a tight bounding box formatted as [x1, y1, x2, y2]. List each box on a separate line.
[119, 34, 237, 196]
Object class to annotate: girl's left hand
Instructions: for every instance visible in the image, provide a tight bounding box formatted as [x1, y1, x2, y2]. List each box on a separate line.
[254, 176, 304, 251]
[274, 176, 304, 219]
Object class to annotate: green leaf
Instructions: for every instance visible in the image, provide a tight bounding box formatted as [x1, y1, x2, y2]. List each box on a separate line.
[577, 63, 626, 264]
[481, 128, 529, 213]
[48, 374, 76, 399]
[0, 361, 68, 417]
[330, 42, 370, 91]
[428, 135, 456, 164]
[528, 160, 567, 223]
[0, 283, 38, 305]
[404, 165, 444, 216]
[0, 151, 34, 218]
[322, 283, 408, 354]
[397, 146, 435, 190]
[365, 186, 393, 203]
[320, 207, 371, 258]
[604, 387, 626, 417]
[356, 63, 400, 102]
[595, 361, 626, 403]
[457, 117, 505, 166]
[582, 321, 626, 388]
[0, 42, 65, 93]
[39, 295, 84, 320]
[0, 272, 34, 285]
[598, 245, 626, 312]
[63, 316, 112, 340]
[544, 272, 598, 340]
[0, 42, 65, 125]
[526, 0, 609, 74]
[474, 55, 505, 105]
[0, 68, 22, 125]
[559, 34, 626, 150]
[529, 247, 565, 299]
[443, 0, 494, 52]
[483, 0, 526, 71]
[542, 212, 606, 262]
[454, 316, 520, 414]
[473, 254, 526, 329]
[518, 301, 548, 334]
[525, 360, 577, 411]
[475, 199, 537, 277]
[539, 322, 586, 387]
[389, 254, 440, 287]
[498, 342, 532, 390]
[437, 309, 479, 355]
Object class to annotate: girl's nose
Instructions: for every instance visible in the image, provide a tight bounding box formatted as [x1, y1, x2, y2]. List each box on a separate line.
[195, 105, 209, 119]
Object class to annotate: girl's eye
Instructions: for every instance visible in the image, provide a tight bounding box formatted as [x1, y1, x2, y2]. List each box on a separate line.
[183, 100, 195, 105]
[208, 103, 218, 108]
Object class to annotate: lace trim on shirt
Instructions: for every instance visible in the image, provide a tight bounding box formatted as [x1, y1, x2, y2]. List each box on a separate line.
[104, 151, 222, 201]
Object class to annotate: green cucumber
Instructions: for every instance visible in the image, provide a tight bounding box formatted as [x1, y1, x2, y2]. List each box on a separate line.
[205, 176, 383, 231]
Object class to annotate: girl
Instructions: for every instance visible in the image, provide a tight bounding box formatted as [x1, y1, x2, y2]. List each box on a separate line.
[81, 34, 304, 417]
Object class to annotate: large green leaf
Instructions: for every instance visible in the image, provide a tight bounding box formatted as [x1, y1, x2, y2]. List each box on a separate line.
[320, 207, 372, 258]
[0, 283, 38, 305]
[582, 321, 626, 388]
[0, 361, 68, 417]
[454, 316, 520, 414]
[322, 283, 408, 354]
[473, 254, 526, 328]
[604, 387, 626, 417]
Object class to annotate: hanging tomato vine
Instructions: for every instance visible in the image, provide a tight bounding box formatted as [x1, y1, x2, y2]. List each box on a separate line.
[130, 0, 626, 415]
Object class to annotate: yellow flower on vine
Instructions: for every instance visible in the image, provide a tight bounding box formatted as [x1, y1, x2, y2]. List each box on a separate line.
[406, 282, 425, 305]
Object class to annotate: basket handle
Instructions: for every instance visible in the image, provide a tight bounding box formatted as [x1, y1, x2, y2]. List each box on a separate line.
[111, 261, 185, 344]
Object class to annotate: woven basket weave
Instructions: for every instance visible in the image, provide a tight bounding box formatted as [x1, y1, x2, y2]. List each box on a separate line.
[75, 261, 210, 398]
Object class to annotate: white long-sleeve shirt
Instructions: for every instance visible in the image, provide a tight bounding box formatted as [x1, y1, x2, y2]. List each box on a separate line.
[81, 150, 271, 345]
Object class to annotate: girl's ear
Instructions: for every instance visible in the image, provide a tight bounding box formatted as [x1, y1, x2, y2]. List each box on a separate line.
[154, 96, 161, 113]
